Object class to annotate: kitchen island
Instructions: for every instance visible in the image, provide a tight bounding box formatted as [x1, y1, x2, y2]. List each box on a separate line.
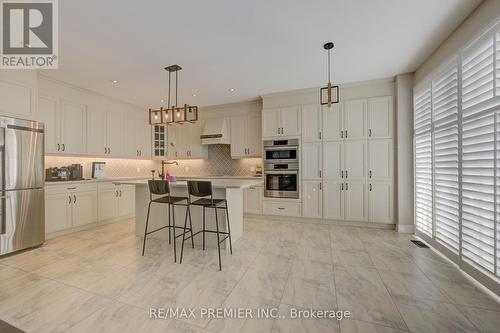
[114, 178, 263, 247]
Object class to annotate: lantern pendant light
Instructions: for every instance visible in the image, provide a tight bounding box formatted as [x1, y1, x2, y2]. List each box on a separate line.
[320, 42, 339, 107]
[149, 65, 198, 125]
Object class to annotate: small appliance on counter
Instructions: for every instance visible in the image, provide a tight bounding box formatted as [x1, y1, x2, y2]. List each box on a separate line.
[45, 164, 84, 182]
[92, 162, 106, 179]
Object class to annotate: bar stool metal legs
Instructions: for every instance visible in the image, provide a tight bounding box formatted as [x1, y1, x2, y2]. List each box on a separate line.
[142, 201, 153, 256]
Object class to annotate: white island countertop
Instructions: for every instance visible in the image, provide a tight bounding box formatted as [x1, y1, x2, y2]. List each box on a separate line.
[114, 178, 263, 189]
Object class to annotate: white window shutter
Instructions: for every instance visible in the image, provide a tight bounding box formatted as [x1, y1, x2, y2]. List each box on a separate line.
[461, 113, 495, 273]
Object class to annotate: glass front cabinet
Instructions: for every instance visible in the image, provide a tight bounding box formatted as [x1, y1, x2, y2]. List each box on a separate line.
[152, 124, 166, 160]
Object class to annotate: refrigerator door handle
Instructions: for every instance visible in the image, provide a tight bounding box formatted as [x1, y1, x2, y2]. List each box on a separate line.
[0, 195, 8, 235]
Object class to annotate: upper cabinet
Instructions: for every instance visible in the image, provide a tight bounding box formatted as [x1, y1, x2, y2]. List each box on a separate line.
[167, 122, 207, 160]
[367, 96, 393, 139]
[343, 99, 367, 139]
[125, 110, 151, 159]
[262, 106, 300, 138]
[231, 113, 262, 158]
[301, 104, 322, 142]
[87, 109, 124, 157]
[0, 71, 37, 120]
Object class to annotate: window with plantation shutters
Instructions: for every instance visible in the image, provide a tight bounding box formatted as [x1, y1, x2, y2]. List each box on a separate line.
[461, 113, 495, 273]
[414, 86, 433, 236]
[432, 62, 459, 253]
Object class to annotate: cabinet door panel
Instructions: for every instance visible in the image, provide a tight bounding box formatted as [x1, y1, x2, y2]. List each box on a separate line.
[280, 106, 300, 136]
[322, 103, 343, 141]
[344, 140, 366, 180]
[322, 141, 342, 180]
[37, 95, 59, 153]
[302, 142, 322, 180]
[73, 190, 98, 226]
[369, 139, 392, 180]
[323, 181, 343, 220]
[87, 109, 107, 156]
[368, 96, 392, 138]
[118, 186, 135, 217]
[247, 114, 261, 157]
[98, 189, 118, 221]
[230, 115, 247, 158]
[137, 113, 152, 159]
[344, 99, 366, 139]
[244, 186, 263, 214]
[45, 192, 71, 233]
[262, 109, 280, 137]
[166, 124, 177, 160]
[188, 121, 207, 159]
[61, 100, 86, 154]
[369, 182, 392, 223]
[302, 181, 322, 219]
[0, 78, 32, 118]
[107, 111, 125, 157]
[301, 104, 321, 142]
[345, 181, 367, 221]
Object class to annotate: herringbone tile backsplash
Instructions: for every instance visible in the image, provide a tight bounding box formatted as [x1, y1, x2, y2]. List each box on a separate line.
[45, 145, 262, 179]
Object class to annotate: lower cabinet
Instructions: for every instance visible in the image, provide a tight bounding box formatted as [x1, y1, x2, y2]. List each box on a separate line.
[368, 182, 393, 223]
[45, 184, 98, 234]
[97, 183, 135, 221]
[243, 185, 263, 214]
[263, 200, 301, 217]
[302, 181, 322, 219]
[45, 182, 135, 236]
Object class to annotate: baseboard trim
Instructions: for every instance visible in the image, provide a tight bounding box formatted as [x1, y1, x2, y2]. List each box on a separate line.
[45, 215, 134, 240]
[396, 224, 415, 233]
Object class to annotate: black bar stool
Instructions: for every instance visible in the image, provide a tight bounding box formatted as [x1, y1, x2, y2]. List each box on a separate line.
[142, 180, 194, 262]
[180, 180, 232, 271]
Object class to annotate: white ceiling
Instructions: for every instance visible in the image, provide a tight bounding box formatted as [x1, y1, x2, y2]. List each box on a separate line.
[42, 0, 481, 108]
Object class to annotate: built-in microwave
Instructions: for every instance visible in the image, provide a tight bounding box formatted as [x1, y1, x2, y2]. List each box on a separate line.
[263, 139, 299, 163]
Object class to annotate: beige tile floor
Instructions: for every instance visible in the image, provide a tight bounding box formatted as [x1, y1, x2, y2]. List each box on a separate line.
[0, 217, 499, 333]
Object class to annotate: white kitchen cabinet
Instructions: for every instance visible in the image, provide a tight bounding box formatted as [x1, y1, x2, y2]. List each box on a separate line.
[87, 110, 124, 157]
[344, 181, 368, 221]
[45, 191, 72, 233]
[368, 182, 393, 223]
[244, 185, 263, 214]
[98, 183, 135, 221]
[37, 95, 59, 154]
[301, 104, 322, 142]
[343, 99, 366, 139]
[368, 96, 393, 139]
[302, 181, 322, 219]
[344, 140, 366, 180]
[231, 114, 262, 158]
[166, 124, 177, 159]
[152, 124, 166, 159]
[322, 103, 343, 141]
[262, 106, 300, 138]
[263, 200, 301, 217]
[45, 184, 98, 234]
[368, 139, 392, 181]
[169, 122, 207, 160]
[322, 181, 344, 220]
[302, 142, 322, 180]
[60, 100, 87, 154]
[72, 189, 98, 227]
[322, 141, 342, 180]
[0, 71, 36, 119]
[125, 109, 151, 159]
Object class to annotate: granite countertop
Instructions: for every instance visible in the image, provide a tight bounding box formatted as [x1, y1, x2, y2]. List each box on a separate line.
[45, 175, 263, 187]
[114, 178, 264, 189]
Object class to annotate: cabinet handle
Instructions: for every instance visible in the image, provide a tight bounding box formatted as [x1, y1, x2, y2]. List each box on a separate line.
[73, 195, 77, 203]
[281, 127, 284, 134]
[62, 143, 65, 151]
[341, 131, 343, 138]
[57, 143, 60, 151]
[139, 150, 142, 156]
[319, 182, 322, 190]
[369, 183, 372, 191]
[120, 190, 122, 197]
[277, 128, 280, 135]
[116, 190, 118, 197]
[345, 170, 348, 179]
[341, 170, 343, 178]
[341, 183, 343, 191]
[277, 207, 285, 210]
[369, 129, 372, 137]
[346, 183, 348, 191]
[319, 131, 322, 140]
[345, 130, 348, 138]
[68, 195, 71, 204]
[319, 170, 322, 178]
[369, 170, 372, 179]
[67, 187, 76, 190]
[109, 147, 111, 154]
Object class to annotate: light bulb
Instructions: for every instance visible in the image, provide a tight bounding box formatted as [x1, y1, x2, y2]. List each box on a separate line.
[154, 114, 158, 120]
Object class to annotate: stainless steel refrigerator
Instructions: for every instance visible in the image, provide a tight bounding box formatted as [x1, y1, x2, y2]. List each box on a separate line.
[0, 117, 44, 256]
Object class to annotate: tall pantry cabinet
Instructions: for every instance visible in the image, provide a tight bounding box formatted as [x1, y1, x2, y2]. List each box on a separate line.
[301, 96, 393, 224]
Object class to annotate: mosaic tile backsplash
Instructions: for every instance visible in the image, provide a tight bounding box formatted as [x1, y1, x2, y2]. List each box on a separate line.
[45, 145, 262, 179]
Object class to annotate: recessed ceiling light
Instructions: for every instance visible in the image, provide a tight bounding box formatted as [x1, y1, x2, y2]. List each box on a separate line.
[111, 80, 119, 84]
[192, 94, 197, 97]
[228, 88, 235, 92]
[160, 99, 165, 103]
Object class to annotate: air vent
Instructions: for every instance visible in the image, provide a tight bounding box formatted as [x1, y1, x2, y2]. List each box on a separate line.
[411, 240, 429, 248]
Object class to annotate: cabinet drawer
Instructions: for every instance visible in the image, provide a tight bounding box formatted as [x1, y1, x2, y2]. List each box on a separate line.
[263, 201, 301, 217]
[46, 183, 97, 195]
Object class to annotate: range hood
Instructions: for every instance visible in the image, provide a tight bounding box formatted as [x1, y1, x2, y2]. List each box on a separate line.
[200, 117, 230, 145]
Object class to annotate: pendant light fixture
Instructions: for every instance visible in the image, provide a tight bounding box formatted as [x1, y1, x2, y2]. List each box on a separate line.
[320, 42, 339, 107]
[149, 65, 198, 125]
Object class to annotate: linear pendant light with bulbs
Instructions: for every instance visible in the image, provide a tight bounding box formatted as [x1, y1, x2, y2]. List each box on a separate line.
[149, 65, 198, 125]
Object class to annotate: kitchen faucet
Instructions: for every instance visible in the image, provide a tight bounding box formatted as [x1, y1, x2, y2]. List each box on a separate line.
[158, 160, 179, 179]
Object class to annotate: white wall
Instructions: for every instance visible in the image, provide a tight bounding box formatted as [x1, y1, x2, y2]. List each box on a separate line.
[395, 73, 414, 233]
[415, 0, 500, 84]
